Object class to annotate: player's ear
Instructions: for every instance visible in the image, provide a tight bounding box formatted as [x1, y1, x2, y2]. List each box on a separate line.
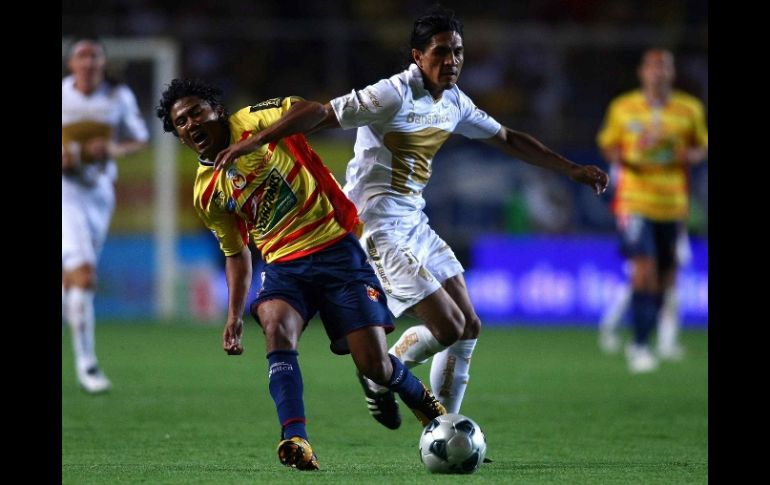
[215, 105, 225, 119]
[412, 48, 423, 68]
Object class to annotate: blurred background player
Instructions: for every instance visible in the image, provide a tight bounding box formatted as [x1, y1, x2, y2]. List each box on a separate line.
[597, 48, 707, 373]
[212, 6, 608, 427]
[598, 224, 691, 359]
[156, 78, 446, 470]
[62, 37, 149, 393]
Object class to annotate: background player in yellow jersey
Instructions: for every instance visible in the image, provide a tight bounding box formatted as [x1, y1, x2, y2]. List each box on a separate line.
[62, 38, 149, 393]
[212, 6, 609, 431]
[156, 79, 446, 471]
[597, 48, 708, 373]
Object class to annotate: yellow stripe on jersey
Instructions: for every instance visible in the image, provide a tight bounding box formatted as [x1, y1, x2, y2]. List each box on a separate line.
[384, 127, 451, 194]
[597, 90, 708, 221]
[62, 121, 114, 163]
[192, 97, 348, 263]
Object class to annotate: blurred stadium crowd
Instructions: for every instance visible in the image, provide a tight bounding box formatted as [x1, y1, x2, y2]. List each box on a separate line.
[63, 0, 707, 259]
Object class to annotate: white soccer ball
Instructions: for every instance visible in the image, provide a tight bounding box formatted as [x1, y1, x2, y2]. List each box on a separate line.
[419, 413, 487, 474]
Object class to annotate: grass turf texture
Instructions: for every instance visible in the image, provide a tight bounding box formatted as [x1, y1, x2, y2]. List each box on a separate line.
[62, 320, 707, 483]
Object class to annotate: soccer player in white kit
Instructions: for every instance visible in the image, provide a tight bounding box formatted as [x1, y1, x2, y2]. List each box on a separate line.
[212, 6, 609, 428]
[62, 38, 149, 393]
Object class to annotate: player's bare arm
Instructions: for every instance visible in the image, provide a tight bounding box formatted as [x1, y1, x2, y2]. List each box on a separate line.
[223, 247, 252, 355]
[485, 126, 609, 195]
[213, 100, 340, 171]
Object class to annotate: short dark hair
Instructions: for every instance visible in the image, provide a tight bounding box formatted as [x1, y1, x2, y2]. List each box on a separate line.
[410, 5, 464, 52]
[156, 78, 227, 136]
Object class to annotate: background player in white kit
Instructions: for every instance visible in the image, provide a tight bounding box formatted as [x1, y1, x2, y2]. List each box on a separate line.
[62, 38, 149, 393]
[212, 6, 608, 427]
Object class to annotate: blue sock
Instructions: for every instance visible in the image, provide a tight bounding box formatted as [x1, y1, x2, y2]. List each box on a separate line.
[385, 354, 427, 409]
[630, 292, 658, 345]
[266, 350, 307, 440]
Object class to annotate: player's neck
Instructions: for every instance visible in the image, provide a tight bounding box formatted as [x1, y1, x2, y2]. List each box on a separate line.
[74, 76, 102, 96]
[642, 86, 671, 107]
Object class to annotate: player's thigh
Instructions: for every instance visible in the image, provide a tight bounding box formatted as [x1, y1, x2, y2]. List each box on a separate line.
[362, 216, 457, 318]
[409, 288, 465, 345]
[252, 262, 316, 351]
[62, 184, 97, 272]
[315, 234, 394, 355]
[256, 298, 307, 352]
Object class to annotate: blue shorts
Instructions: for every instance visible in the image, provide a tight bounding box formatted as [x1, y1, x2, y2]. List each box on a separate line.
[617, 214, 679, 272]
[251, 233, 394, 355]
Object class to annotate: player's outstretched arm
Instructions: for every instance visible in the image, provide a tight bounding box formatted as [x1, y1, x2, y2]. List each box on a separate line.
[223, 247, 252, 355]
[485, 126, 608, 195]
[213, 100, 340, 171]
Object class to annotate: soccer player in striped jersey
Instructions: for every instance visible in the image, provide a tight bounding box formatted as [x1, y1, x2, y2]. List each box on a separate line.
[62, 38, 149, 394]
[597, 48, 708, 373]
[156, 79, 446, 471]
[211, 6, 608, 431]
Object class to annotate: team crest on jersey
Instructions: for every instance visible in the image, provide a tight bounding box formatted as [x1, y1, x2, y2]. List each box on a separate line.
[366, 284, 380, 302]
[226, 167, 247, 189]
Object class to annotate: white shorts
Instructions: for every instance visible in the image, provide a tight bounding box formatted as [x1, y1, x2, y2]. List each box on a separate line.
[359, 204, 464, 318]
[62, 175, 115, 271]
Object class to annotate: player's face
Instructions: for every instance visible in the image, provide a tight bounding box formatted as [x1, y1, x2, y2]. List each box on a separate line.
[639, 50, 675, 91]
[171, 96, 227, 160]
[68, 41, 106, 86]
[413, 31, 464, 96]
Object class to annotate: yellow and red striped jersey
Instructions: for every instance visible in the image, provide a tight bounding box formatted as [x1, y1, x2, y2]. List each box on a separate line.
[597, 89, 708, 221]
[193, 97, 359, 263]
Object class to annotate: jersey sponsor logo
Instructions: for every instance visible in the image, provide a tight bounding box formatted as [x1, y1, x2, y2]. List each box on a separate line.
[249, 97, 284, 112]
[366, 284, 380, 302]
[406, 112, 451, 125]
[242, 168, 297, 235]
[364, 88, 382, 109]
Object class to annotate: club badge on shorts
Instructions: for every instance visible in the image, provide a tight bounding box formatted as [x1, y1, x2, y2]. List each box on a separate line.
[365, 284, 380, 302]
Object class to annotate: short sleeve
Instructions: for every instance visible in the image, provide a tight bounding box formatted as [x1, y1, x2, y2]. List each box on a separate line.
[454, 91, 502, 139]
[330, 78, 403, 129]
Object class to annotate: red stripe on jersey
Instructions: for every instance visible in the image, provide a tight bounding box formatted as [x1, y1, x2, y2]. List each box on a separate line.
[200, 170, 222, 208]
[281, 134, 360, 233]
[260, 210, 335, 255]
[286, 160, 302, 183]
[273, 231, 349, 263]
[257, 186, 321, 252]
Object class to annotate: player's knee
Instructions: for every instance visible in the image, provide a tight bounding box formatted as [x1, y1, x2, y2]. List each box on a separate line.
[462, 314, 482, 339]
[261, 320, 298, 351]
[433, 310, 465, 346]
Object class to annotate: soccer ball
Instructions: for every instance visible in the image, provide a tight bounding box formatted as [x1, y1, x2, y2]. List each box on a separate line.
[419, 413, 487, 474]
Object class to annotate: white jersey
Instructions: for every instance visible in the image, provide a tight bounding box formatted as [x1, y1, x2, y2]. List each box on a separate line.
[331, 63, 501, 218]
[62, 75, 149, 185]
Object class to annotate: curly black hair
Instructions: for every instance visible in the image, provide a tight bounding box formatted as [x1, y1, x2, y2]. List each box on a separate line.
[156, 78, 228, 136]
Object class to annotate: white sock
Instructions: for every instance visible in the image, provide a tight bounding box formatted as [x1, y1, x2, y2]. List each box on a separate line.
[369, 325, 446, 393]
[600, 285, 631, 334]
[64, 287, 97, 374]
[657, 287, 679, 351]
[430, 338, 477, 413]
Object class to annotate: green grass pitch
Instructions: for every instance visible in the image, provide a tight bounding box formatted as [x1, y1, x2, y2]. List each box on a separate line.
[62, 320, 707, 483]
